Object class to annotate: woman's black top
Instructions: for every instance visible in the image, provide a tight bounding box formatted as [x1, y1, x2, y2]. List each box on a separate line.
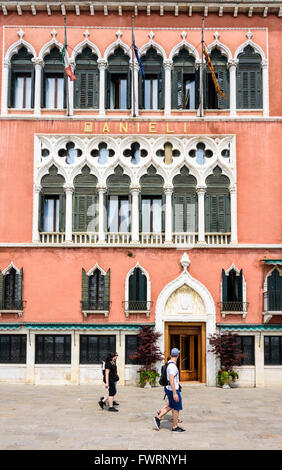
[105, 360, 118, 384]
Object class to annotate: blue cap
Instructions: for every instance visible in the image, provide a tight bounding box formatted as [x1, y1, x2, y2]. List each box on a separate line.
[171, 348, 180, 357]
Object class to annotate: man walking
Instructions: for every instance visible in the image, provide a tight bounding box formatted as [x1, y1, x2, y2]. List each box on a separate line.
[154, 348, 185, 432]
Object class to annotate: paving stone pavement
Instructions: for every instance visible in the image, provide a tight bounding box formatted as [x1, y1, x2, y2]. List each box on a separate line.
[0, 383, 282, 450]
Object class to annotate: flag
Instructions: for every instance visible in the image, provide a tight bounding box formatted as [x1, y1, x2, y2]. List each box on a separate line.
[203, 45, 226, 100]
[132, 24, 145, 78]
[62, 19, 76, 81]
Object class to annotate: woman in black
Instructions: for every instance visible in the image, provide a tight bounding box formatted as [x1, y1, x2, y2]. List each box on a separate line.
[99, 352, 119, 412]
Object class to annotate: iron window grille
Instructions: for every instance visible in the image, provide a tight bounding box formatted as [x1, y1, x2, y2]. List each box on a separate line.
[0, 335, 27, 364]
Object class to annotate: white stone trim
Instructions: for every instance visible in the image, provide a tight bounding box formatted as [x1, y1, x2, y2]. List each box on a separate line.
[155, 253, 216, 386]
[71, 38, 101, 61]
[86, 263, 107, 277]
[1, 261, 21, 275]
[124, 262, 151, 303]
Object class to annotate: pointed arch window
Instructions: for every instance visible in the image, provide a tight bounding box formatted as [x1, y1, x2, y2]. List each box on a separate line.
[266, 269, 282, 312]
[106, 168, 131, 233]
[73, 166, 98, 233]
[39, 166, 65, 233]
[81, 268, 110, 315]
[204, 48, 229, 110]
[74, 47, 99, 109]
[9, 47, 34, 109]
[173, 168, 198, 233]
[127, 267, 148, 312]
[139, 48, 164, 110]
[106, 47, 131, 110]
[221, 267, 248, 317]
[172, 48, 198, 110]
[42, 47, 65, 109]
[205, 167, 231, 233]
[236, 45, 262, 109]
[0, 266, 23, 312]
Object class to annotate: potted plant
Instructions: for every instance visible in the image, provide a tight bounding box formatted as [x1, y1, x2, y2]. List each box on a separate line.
[209, 332, 245, 388]
[129, 326, 163, 388]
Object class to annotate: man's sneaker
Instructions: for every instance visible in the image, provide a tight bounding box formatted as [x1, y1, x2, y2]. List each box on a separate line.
[172, 426, 186, 432]
[153, 416, 161, 431]
[108, 407, 119, 412]
[98, 400, 104, 410]
[113, 401, 119, 406]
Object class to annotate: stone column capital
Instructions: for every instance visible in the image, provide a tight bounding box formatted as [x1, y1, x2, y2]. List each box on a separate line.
[228, 59, 239, 69]
[97, 59, 108, 70]
[196, 186, 207, 194]
[163, 59, 173, 71]
[32, 57, 44, 68]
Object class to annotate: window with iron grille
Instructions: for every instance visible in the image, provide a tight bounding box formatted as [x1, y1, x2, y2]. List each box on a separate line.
[35, 335, 71, 364]
[125, 335, 139, 365]
[80, 335, 116, 364]
[0, 335, 26, 363]
[264, 336, 282, 365]
[236, 336, 255, 365]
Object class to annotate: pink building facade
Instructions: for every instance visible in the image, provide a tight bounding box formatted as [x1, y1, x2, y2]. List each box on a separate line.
[0, 1, 281, 386]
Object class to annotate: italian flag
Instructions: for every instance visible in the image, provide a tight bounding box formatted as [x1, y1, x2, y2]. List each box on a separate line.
[62, 22, 76, 81]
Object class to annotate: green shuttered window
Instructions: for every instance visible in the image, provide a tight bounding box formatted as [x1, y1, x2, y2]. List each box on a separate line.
[205, 194, 230, 232]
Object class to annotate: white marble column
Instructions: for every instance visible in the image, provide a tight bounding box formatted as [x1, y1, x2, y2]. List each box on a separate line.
[228, 59, 238, 117]
[32, 184, 41, 242]
[230, 184, 238, 244]
[255, 333, 265, 387]
[98, 59, 107, 116]
[197, 186, 206, 244]
[64, 186, 74, 243]
[164, 186, 173, 243]
[98, 186, 107, 242]
[32, 58, 43, 116]
[130, 185, 140, 243]
[25, 331, 35, 385]
[262, 60, 269, 117]
[1, 59, 10, 116]
[164, 59, 173, 117]
[71, 331, 80, 385]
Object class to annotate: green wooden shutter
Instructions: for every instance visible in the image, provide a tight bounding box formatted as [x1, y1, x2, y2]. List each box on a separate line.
[0, 272, 3, 309]
[82, 268, 89, 307]
[127, 68, 131, 109]
[195, 67, 200, 109]
[59, 193, 65, 232]
[158, 68, 165, 109]
[129, 270, 137, 301]
[237, 269, 243, 302]
[140, 71, 145, 110]
[93, 70, 99, 109]
[186, 194, 197, 232]
[31, 67, 35, 109]
[16, 268, 23, 308]
[104, 268, 111, 307]
[171, 69, 183, 109]
[75, 71, 96, 109]
[38, 192, 44, 232]
[105, 69, 110, 109]
[161, 194, 165, 232]
[41, 71, 46, 108]
[210, 195, 218, 232]
[217, 69, 229, 109]
[138, 270, 147, 302]
[73, 194, 96, 232]
[222, 269, 228, 302]
[173, 194, 184, 232]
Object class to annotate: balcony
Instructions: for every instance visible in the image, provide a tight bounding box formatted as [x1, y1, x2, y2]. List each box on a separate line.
[81, 300, 111, 318]
[123, 300, 152, 318]
[263, 291, 282, 323]
[38, 231, 233, 246]
[0, 300, 25, 317]
[219, 301, 249, 319]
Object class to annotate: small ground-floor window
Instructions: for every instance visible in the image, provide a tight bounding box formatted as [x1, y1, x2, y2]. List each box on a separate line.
[35, 335, 71, 364]
[237, 336, 255, 365]
[0, 335, 26, 364]
[125, 335, 138, 364]
[264, 336, 282, 365]
[79, 335, 116, 364]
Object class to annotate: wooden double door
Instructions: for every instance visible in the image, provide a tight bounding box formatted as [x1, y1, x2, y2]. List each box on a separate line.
[165, 323, 206, 382]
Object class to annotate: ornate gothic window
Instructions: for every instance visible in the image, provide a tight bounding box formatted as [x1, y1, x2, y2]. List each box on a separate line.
[205, 166, 230, 233]
[236, 45, 262, 109]
[123, 142, 148, 165]
[91, 142, 115, 165]
[106, 47, 131, 110]
[81, 267, 110, 314]
[189, 142, 213, 165]
[58, 141, 82, 165]
[74, 47, 99, 109]
[42, 47, 65, 109]
[39, 166, 65, 233]
[204, 48, 229, 110]
[9, 47, 34, 109]
[139, 48, 164, 110]
[172, 48, 198, 110]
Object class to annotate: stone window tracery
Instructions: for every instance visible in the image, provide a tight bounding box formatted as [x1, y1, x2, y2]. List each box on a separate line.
[58, 142, 82, 165]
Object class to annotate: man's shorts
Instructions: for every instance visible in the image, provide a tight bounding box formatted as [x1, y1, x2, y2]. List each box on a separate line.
[165, 388, 183, 411]
[109, 382, 116, 397]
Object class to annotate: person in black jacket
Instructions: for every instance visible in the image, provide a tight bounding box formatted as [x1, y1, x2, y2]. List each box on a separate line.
[99, 352, 119, 412]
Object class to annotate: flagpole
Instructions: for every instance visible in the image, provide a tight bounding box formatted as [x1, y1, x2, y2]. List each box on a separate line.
[199, 17, 204, 118]
[64, 16, 70, 117]
[131, 16, 136, 117]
